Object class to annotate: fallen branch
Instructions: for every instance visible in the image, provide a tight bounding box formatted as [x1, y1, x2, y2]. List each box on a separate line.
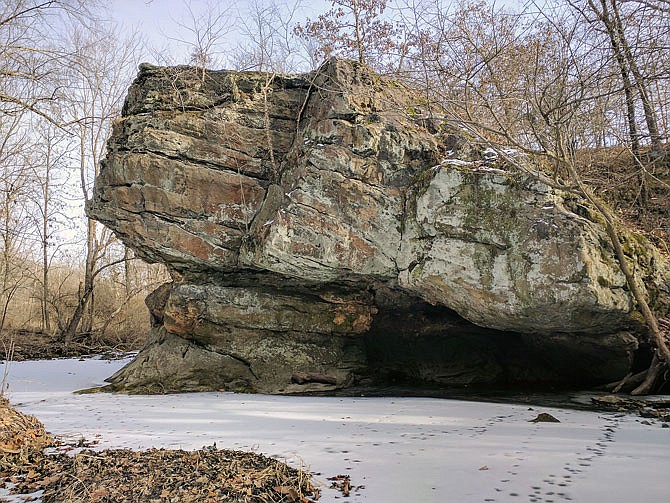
[603, 369, 647, 393]
[631, 353, 667, 396]
[291, 371, 338, 385]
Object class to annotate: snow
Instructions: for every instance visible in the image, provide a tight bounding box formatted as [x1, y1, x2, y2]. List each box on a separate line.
[443, 158, 473, 167]
[2, 357, 670, 502]
[473, 166, 507, 174]
[483, 147, 499, 160]
[436, 158, 507, 174]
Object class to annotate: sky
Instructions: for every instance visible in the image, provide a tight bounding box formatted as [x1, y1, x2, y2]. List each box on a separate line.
[104, 0, 526, 68]
[106, 0, 330, 67]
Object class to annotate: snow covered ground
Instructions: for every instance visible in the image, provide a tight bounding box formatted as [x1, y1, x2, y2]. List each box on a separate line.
[2, 357, 669, 502]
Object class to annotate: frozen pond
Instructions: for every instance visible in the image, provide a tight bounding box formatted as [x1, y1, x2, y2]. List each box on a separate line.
[2, 357, 669, 502]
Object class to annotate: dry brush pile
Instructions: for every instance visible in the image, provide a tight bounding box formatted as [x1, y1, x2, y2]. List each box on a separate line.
[1, 397, 320, 502]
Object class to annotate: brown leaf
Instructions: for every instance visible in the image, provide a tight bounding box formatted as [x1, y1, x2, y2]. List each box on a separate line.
[38, 474, 61, 486]
[91, 488, 110, 501]
[274, 485, 300, 499]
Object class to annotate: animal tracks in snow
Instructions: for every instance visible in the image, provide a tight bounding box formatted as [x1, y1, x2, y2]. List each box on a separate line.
[3, 359, 670, 503]
[479, 410, 638, 503]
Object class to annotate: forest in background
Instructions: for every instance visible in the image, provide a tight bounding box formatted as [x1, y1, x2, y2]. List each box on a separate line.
[1, 0, 668, 357]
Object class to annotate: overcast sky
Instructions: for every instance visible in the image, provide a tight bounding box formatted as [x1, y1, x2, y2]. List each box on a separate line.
[106, 0, 329, 66]
[104, 0, 526, 68]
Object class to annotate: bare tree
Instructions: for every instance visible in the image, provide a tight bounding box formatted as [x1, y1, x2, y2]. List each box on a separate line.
[0, 110, 38, 334]
[294, 0, 399, 69]
[26, 120, 72, 334]
[166, 0, 233, 78]
[0, 1, 164, 347]
[233, 0, 305, 73]
[0, 0, 98, 125]
[569, 0, 669, 152]
[58, 20, 142, 344]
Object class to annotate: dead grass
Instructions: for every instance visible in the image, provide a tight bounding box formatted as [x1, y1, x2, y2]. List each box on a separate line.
[0, 396, 52, 468]
[576, 144, 670, 254]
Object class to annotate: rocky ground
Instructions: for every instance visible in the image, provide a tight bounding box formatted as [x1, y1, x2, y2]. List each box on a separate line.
[0, 397, 321, 502]
[589, 394, 670, 423]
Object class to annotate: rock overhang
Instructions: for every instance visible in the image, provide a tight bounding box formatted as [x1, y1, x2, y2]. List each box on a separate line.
[88, 58, 670, 393]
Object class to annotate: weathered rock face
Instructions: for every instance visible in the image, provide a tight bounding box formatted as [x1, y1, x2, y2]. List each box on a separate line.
[90, 58, 670, 394]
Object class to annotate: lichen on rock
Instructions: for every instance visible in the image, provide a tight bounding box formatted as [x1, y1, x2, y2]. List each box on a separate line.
[88, 58, 670, 394]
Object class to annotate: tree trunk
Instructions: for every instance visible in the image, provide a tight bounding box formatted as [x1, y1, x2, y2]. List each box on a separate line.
[61, 284, 93, 346]
[610, 0, 662, 151]
[62, 216, 97, 344]
[591, 0, 648, 205]
[631, 354, 665, 395]
[41, 147, 51, 334]
[593, 0, 640, 156]
[564, 161, 670, 391]
[352, 1, 365, 64]
[124, 248, 132, 299]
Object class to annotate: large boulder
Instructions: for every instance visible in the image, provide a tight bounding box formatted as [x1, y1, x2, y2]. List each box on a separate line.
[89, 59, 670, 393]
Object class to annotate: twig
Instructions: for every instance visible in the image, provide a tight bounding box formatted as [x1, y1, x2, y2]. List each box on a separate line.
[1, 338, 15, 398]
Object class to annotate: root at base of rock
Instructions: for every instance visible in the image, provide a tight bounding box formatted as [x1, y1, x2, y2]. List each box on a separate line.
[631, 354, 668, 396]
[604, 353, 668, 395]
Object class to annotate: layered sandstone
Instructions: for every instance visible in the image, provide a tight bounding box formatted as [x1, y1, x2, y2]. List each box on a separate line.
[89, 59, 670, 393]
